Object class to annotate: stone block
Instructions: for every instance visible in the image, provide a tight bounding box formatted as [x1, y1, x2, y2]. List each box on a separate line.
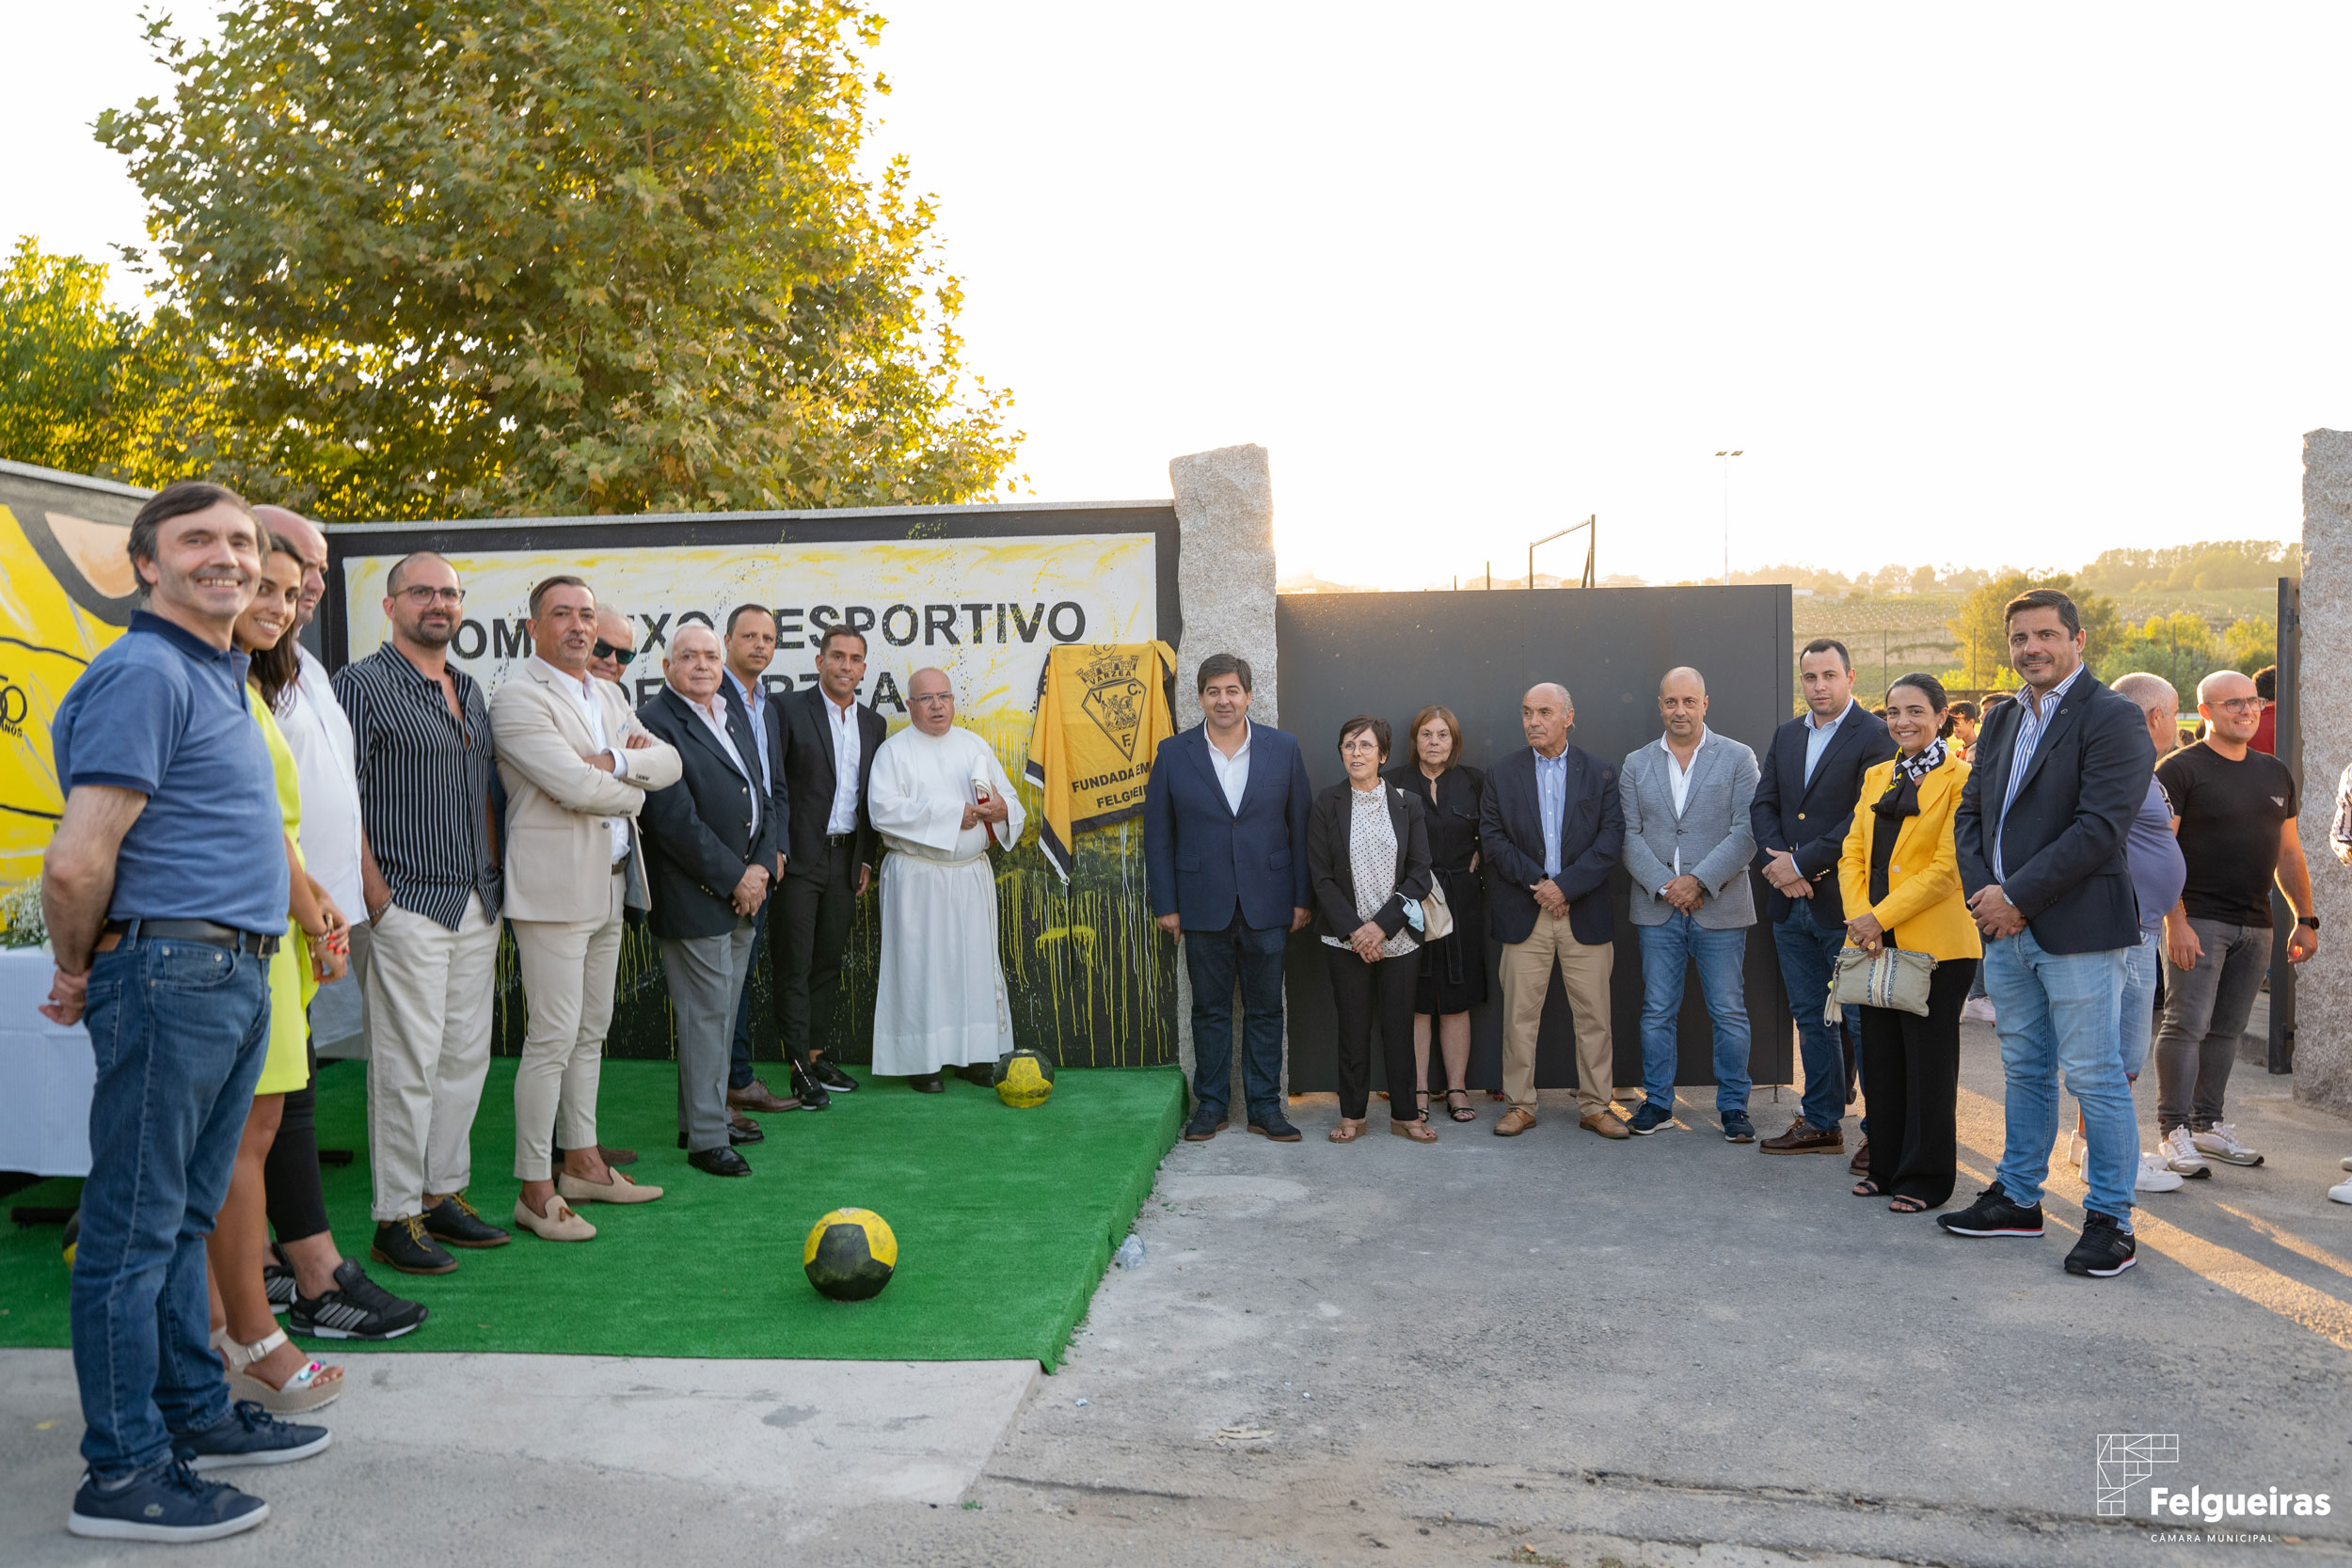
[2296, 429, 2352, 1116]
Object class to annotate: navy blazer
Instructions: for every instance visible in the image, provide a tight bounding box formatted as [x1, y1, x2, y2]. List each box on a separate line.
[1478, 743, 1624, 948]
[635, 687, 783, 942]
[1751, 705, 1897, 930]
[1143, 721, 1314, 931]
[1954, 672, 2154, 955]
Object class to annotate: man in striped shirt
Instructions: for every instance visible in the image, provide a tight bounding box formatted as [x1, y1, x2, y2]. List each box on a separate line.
[334, 552, 511, 1277]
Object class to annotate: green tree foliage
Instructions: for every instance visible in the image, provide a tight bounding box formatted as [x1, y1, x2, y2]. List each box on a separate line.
[2221, 613, 2277, 673]
[0, 236, 215, 484]
[1942, 572, 2118, 689]
[2077, 540, 2300, 594]
[97, 0, 1019, 521]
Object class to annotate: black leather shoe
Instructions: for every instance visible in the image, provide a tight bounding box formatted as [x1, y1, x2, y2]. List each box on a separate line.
[789, 1059, 833, 1111]
[676, 1117, 764, 1148]
[1183, 1109, 1220, 1142]
[372, 1215, 459, 1275]
[810, 1056, 858, 1093]
[955, 1062, 995, 1086]
[908, 1073, 944, 1093]
[1248, 1113, 1304, 1143]
[687, 1147, 752, 1177]
[419, 1193, 509, 1249]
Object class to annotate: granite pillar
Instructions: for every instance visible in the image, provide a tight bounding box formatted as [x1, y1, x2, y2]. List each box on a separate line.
[2296, 430, 2352, 1116]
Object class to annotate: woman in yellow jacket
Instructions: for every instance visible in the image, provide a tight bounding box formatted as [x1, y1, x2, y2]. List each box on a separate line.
[1837, 673, 1982, 1213]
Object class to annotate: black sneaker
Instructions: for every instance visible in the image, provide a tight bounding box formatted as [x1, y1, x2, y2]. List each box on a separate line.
[262, 1243, 295, 1316]
[2064, 1210, 2138, 1276]
[1721, 1111, 1756, 1143]
[174, 1400, 332, 1472]
[1626, 1102, 1673, 1135]
[372, 1214, 459, 1275]
[789, 1058, 834, 1111]
[421, 1192, 510, 1249]
[1936, 1182, 2045, 1239]
[1182, 1108, 1220, 1142]
[292, 1259, 429, 1341]
[811, 1056, 858, 1092]
[68, 1460, 267, 1542]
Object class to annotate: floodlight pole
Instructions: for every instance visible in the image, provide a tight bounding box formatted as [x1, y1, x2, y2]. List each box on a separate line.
[1715, 450, 1744, 585]
[1528, 515, 1597, 591]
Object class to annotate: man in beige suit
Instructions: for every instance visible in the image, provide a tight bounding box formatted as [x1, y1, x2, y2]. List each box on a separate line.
[492, 576, 683, 1242]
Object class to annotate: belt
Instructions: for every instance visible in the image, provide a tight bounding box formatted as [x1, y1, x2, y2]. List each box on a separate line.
[102, 918, 278, 957]
[826, 832, 855, 847]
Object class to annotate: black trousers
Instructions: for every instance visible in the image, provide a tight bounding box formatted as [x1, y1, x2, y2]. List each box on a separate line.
[1326, 946, 1422, 1122]
[773, 838, 860, 1063]
[262, 1040, 331, 1244]
[1860, 956, 1978, 1207]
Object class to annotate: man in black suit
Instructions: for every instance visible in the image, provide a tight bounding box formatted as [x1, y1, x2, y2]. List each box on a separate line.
[720, 604, 799, 1117]
[637, 626, 780, 1177]
[1753, 638, 1896, 1156]
[1479, 682, 1626, 1140]
[1945, 589, 2155, 1278]
[771, 625, 888, 1108]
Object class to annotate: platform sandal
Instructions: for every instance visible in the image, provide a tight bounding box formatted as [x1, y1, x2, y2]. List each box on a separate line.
[216, 1326, 342, 1415]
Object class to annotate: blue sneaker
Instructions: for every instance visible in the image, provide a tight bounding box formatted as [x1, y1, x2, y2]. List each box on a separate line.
[1626, 1102, 1674, 1135]
[1721, 1111, 1756, 1143]
[68, 1460, 268, 1542]
[175, 1400, 332, 1473]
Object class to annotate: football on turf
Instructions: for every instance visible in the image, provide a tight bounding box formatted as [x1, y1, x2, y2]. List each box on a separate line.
[803, 1208, 897, 1301]
[992, 1047, 1056, 1109]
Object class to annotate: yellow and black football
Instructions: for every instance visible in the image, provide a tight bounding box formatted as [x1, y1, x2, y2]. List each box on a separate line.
[61, 1210, 78, 1270]
[803, 1208, 897, 1302]
[992, 1047, 1056, 1109]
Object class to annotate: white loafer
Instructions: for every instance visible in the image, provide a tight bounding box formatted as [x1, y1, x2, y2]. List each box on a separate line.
[557, 1169, 664, 1205]
[512, 1196, 596, 1242]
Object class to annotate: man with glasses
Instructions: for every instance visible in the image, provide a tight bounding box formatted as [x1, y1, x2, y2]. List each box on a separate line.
[2149, 669, 2317, 1174]
[336, 553, 512, 1275]
[587, 609, 639, 689]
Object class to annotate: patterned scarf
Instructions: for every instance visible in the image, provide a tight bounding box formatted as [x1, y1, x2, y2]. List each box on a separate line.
[1894, 736, 1947, 785]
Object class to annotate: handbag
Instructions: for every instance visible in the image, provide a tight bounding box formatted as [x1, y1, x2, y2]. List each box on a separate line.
[1419, 879, 1455, 942]
[1822, 943, 1935, 1023]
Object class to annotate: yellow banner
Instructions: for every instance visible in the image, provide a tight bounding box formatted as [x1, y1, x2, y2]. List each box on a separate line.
[1024, 641, 1177, 880]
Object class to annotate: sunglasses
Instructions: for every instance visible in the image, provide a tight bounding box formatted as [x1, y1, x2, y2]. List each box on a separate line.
[592, 640, 637, 668]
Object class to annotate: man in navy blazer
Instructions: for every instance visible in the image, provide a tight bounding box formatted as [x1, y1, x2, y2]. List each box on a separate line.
[1752, 639, 1896, 1155]
[1143, 654, 1313, 1144]
[1479, 683, 1626, 1139]
[1946, 589, 2155, 1278]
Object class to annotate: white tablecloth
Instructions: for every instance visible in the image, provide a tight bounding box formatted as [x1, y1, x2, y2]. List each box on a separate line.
[0, 947, 92, 1178]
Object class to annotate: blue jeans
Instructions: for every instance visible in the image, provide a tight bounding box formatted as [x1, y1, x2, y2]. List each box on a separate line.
[1981, 929, 2134, 1220]
[728, 900, 770, 1091]
[1184, 919, 1288, 1121]
[1772, 912, 1853, 1132]
[1637, 914, 1752, 1115]
[2116, 927, 2159, 1081]
[72, 935, 272, 1481]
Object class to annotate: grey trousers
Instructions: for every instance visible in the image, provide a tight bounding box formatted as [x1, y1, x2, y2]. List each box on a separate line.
[660, 921, 758, 1154]
[2153, 915, 2269, 1132]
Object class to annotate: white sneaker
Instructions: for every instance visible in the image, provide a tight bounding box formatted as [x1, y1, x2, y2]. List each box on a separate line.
[2136, 1152, 2185, 1193]
[2160, 1126, 2211, 1177]
[2330, 1178, 2352, 1205]
[2067, 1132, 2087, 1170]
[1962, 996, 1996, 1024]
[2192, 1122, 2265, 1167]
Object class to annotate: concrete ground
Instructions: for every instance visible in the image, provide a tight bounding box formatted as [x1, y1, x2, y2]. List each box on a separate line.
[4, 1016, 2349, 1566]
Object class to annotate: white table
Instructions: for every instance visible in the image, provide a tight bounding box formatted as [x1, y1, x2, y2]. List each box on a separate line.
[0, 947, 91, 1178]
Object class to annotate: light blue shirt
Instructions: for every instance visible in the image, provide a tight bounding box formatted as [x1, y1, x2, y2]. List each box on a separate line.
[1802, 700, 1852, 788]
[1533, 747, 1568, 878]
[1993, 662, 2086, 882]
[722, 670, 772, 794]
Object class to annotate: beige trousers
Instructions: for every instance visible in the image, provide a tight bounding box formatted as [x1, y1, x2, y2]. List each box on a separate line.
[510, 870, 627, 1181]
[358, 894, 502, 1222]
[1497, 911, 1615, 1117]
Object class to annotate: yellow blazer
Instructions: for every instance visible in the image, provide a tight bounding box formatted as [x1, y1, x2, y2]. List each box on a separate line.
[1837, 752, 1982, 962]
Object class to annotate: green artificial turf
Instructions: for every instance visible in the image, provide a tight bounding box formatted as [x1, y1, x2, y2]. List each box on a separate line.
[0, 1058, 1181, 1370]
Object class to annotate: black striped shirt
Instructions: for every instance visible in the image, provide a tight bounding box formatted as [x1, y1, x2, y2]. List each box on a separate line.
[333, 644, 502, 929]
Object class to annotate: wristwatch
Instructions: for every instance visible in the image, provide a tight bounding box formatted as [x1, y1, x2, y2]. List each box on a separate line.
[2298, 914, 2321, 930]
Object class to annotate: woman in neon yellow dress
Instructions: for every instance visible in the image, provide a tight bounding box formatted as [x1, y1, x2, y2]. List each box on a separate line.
[201, 541, 351, 1413]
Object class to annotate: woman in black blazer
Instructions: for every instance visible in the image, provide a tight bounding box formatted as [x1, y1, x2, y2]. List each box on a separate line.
[1309, 715, 1435, 1144]
[1383, 705, 1486, 1122]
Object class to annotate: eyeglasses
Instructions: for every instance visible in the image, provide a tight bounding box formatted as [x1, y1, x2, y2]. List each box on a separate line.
[398, 585, 466, 606]
[593, 640, 636, 668]
[909, 692, 954, 706]
[2210, 696, 2263, 714]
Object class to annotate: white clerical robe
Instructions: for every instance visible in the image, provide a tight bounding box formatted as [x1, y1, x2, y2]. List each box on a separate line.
[868, 725, 1028, 1075]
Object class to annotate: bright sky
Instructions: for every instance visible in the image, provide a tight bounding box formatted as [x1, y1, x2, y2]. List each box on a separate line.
[10, 3, 2347, 588]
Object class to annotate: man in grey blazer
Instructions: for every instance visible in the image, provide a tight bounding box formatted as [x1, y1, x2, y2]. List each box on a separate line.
[1620, 667, 1762, 1140]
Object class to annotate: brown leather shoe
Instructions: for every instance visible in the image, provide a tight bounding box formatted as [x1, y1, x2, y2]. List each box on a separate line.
[1493, 1107, 1538, 1137]
[728, 1078, 801, 1114]
[1580, 1110, 1630, 1140]
[1760, 1120, 1845, 1155]
[1848, 1138, 1871, 1175]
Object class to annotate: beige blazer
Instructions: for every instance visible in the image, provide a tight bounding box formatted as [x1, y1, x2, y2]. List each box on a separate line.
[491, 659, 683, 922]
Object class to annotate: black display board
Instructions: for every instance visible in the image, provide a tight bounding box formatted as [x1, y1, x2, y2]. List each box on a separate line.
[1275, 585, 1796, 1098]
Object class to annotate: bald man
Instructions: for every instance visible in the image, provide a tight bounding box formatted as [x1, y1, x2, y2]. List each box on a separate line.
[587, 608, 638, 687]
[1618, 667, 1761, 1140]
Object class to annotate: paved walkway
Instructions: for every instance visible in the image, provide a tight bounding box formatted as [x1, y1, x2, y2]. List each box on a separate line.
[5, 1018, 2347, 1565]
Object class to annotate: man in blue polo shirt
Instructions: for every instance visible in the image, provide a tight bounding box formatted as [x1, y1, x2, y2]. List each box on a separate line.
[43, 483, 330, 1543]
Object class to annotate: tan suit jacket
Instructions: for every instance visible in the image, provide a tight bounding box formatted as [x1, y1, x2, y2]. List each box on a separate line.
[492, 659, 683, 923]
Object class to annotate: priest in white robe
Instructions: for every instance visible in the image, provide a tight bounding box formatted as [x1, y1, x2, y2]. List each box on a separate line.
[868, 667, 1027, 1090]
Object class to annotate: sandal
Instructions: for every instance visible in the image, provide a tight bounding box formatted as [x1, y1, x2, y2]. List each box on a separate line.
[1328, 1118, 1365, 1144]
[1851, 1179, 1882, 1196]
[1416, 1091, 1431, 1120]
[1390, 1118, 1438, 1144]
[217, 1326, 342, 1415]
[1888, 1196, 1929, 1213]
[1446, 1089, 1476, 1123]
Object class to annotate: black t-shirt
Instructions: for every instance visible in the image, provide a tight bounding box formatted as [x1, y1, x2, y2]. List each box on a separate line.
[2154, 741, 2299, 927]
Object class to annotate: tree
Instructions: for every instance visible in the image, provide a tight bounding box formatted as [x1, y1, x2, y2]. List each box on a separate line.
[1909, 563, 1938, 594]
[98, 0, 1019, 521]
[1944, 572, 2118, 689]
[2221, 614, 2277, 673]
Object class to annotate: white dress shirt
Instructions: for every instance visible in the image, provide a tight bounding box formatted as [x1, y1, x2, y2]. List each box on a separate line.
[531, 655, 630, 863]
[1661, 726, 1710, 884]
[824, 691, 863, 836]
[280, 646, 366, 913]
[682, 686, 759, 833]
[1207, 724, 1252, 814]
